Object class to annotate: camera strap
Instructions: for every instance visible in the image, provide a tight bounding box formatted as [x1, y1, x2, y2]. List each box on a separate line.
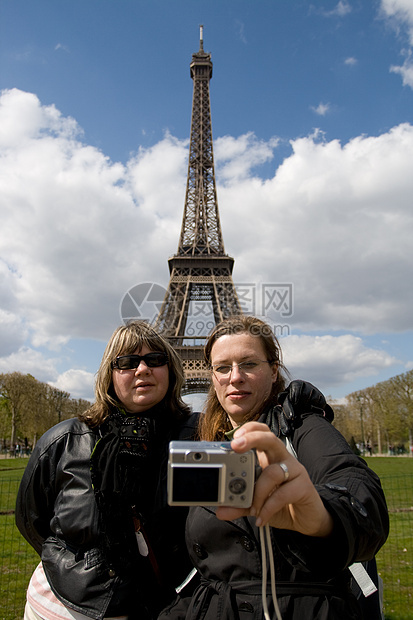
[260, 524, 282, 620]
[175, 567, 198, 594]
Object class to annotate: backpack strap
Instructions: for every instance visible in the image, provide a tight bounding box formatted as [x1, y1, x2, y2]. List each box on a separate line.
[276, 379, 334, 437]
[349, 562, 378, 598]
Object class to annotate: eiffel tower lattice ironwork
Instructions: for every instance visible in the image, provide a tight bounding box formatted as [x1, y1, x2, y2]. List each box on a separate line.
[154, 27, 242, 394]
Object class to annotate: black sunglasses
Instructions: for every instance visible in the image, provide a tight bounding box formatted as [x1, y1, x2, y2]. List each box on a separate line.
[111, 352, 169, 370]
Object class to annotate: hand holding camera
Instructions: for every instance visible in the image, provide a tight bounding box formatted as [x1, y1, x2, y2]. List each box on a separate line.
[219, 422, 334, 536]
[167, 440, 259, 508]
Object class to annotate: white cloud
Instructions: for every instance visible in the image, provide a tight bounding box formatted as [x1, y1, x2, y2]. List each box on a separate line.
[54, 43, 70, 53]
[390, 56, 413, 87]
[0, 310, 28, 356]
[380, 0, 413, 43]
[0, 89, 187, 349]
[281, 335, 398, 391]
[0, 88, 79, 147]
[0, 347, 59, 383]
[50, 369, 95, 401]
[344, 57, 358, 66]
[331, 1, 352, 17]
[215, 133, 279, 181]
[313, 1, 352, 18]
[311, 103, 330, 116]
[380, 0, 413, 88]
[218, 122, 413, 335]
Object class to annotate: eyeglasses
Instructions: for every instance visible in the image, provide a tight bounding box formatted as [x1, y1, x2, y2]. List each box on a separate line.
[210, 359, 272, 379]
[112, 352, 169, 370]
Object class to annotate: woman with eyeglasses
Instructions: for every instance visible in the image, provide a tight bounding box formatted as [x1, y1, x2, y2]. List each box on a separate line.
[161, 315, 389, 620]
[16, 321, 197, 620]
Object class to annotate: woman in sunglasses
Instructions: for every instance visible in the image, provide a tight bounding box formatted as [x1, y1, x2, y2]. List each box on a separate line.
[16, 321, 196, 620]
[161, 315, 388, 620]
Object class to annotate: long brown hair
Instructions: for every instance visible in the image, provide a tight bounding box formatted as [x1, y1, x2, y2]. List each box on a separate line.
[79, 321, 190, 427]
[198, 315, 287, 441]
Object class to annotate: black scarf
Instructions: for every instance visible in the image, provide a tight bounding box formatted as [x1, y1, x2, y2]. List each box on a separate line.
[90, 404, 171, 573]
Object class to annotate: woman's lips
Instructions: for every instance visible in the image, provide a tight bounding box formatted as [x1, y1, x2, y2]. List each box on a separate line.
[135, 383, 154, 390]
[227, 391, 251, 400]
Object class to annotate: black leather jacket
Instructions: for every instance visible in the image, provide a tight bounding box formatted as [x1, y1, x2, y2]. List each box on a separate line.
[16, 413, 198, 620]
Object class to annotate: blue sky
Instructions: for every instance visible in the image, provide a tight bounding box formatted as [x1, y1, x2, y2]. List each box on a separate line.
[1, 0, 413, 405]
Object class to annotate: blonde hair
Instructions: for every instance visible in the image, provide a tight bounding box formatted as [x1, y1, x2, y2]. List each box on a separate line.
[198, 315, 287, 441]
[79, 321, 190, 427]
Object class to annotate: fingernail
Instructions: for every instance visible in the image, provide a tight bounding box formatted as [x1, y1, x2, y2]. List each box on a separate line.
[255, 516, 262, 527]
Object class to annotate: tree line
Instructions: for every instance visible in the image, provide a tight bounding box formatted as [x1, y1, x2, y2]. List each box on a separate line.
[0, 372, 91, 453]
[331, 368, 413, 455]
[1, 368, 412, 456]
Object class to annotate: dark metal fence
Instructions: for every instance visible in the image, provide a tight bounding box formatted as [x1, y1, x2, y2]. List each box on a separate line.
[1, 468, 412, 620]
[375, 472, 413, 618]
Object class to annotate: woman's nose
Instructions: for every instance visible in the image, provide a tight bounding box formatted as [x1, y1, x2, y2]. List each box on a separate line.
[134, 361, 151, 374]
[229, 364, 244, 383]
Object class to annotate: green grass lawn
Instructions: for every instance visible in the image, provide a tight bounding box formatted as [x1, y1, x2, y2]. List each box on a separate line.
[0, 458, 37, 620]
[1, 456, 412, 620]
[365, 457, 413, 620]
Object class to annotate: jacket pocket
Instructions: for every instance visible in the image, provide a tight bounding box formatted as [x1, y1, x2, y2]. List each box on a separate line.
[41, 537, 116, 618]
[84, 546, 105, 570]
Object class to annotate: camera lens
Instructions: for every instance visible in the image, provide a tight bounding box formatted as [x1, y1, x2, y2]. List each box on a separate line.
[193, 452, 203, 461]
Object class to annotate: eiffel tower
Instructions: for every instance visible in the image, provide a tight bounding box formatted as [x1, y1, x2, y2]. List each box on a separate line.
[155, 27, 242, 394]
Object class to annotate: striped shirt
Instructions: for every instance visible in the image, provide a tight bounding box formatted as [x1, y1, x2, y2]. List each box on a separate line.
[26, 562, 126, 620]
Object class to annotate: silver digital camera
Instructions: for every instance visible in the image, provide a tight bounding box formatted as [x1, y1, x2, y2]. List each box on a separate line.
[167, 440, 257, 508]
